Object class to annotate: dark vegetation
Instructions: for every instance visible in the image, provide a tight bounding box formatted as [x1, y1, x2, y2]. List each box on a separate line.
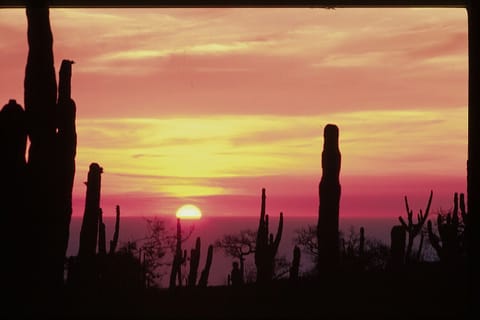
[0, 2, 474, 319]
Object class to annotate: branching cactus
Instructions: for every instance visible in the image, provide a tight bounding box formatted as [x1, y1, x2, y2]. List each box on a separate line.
[24, 3, 77, 288]
[317, 124, 341, 273]
[254, 188, 284, 283]
[170, 218, 187, 289]
[427, 192, 468, 266]
[399, 190, 433, 262]
[188, 237, 201, 287]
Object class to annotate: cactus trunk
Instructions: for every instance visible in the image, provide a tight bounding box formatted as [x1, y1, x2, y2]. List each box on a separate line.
[24, 4, 77, 289]
[317, 124, 341, 273]
[109, 205, 121, 255]
[198, 245, 214, 287]
[188, 237, 201, 287]
[255, 188, 283, 283]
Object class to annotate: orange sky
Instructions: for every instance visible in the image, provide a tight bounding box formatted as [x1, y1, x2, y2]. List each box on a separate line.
[0, 7, 468, 218]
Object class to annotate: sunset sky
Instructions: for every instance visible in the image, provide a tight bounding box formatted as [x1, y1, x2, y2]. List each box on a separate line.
[0, 7, 468, 218]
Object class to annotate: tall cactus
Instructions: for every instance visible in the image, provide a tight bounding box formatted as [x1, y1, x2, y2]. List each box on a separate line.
[427, 192, 468, 266]
[24, 3, 77, 288]
[188, 237, 201, 287]
[254, 188, 283, 283]
[170, 218, 187, 289]
[317, 124, 341, 273]
[198, 245, 214, 287]
[399, 190, 432, 262]
[389, 225, 406, 270]
[55, 59, 77, 265]
[289, 245, 301, 281]
[78, 163, 103, 258]
[0, 99, 27, 293]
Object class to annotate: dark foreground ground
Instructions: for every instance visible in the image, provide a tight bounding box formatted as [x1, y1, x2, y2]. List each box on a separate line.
[6, 266, 474, 320]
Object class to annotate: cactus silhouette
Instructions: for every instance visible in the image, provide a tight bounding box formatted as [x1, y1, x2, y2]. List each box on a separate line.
[254, 188, 283, 283]
[188, 237, 201, 287]
[289, 245, 301, 281]
[427, 192, 468, 266]
[170, 218, 187, 289]
[98, 209, 107, 256]
[389, 225, 406, 270]
[0, 99, 27, 293]
[198, 244, 214, 287]
[317, 124, 341, 273]
[78, 163, 103, 258]
[22, 4, 77, 289]
[109, 205, 121, 255]
[399, 190, 432, 262]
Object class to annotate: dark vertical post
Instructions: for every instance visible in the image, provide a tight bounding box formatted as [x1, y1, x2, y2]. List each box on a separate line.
[467, 0, 479, 314]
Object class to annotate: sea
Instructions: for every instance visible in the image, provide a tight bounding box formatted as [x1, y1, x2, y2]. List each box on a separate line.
[66, 215, 402, 287]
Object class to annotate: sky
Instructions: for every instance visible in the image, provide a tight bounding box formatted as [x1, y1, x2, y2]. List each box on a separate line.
[0, 7, 468, 219]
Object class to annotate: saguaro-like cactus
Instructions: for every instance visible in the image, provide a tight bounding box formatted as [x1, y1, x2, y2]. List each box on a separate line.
[198, 245, 214, 287]
[78, 163, 103, 258]
[399, 190, 432, 262]
[254, 188, 284, 283]
[98, 209, 107, 256]
[24, 4, 77, 288]
[188, 237, 201, 287]
[317, 124, 341, 272]
[428, 192, 468, 266]
[1, 99, 27, 292]
[170, 218, 187, 289]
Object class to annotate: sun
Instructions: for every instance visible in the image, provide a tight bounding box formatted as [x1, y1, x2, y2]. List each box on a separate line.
[176, 204, 202, 220]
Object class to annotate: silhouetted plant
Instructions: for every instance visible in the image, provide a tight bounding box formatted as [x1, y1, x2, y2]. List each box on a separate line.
[427, 192, 468, 267]
[254, 188, 283, 283]
[289, 245, 301, 281]
[188, 237, 201, 287]
[23, 4, 77, 289]
[170, 218, 187, 289]
[109, 205, 121, 255]
[296, 224, 388, 272]
[0, 99, 27, 293]
[389, 225, 406, 270]
[229, 261, 243, 286]
[398, 190, 433, 263]
[317, 124, 341, 273]
[215, 229, 256, 284]
[293, 225, 318, 263]
[78, 163, 103, 259]
[98, 209, 107, 256]
[198, 244, 214, 287]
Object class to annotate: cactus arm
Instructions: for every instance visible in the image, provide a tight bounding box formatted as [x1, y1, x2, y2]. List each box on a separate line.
[109, 205, 120, 255]
[273, 212, 284, 253]
[198, 245, 214, 287]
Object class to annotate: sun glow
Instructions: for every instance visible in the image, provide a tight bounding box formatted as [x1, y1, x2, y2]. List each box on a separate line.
[176, 204, 202, 220]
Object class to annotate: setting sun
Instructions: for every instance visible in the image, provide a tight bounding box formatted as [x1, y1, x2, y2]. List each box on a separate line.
[176, 204, 202, 220]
